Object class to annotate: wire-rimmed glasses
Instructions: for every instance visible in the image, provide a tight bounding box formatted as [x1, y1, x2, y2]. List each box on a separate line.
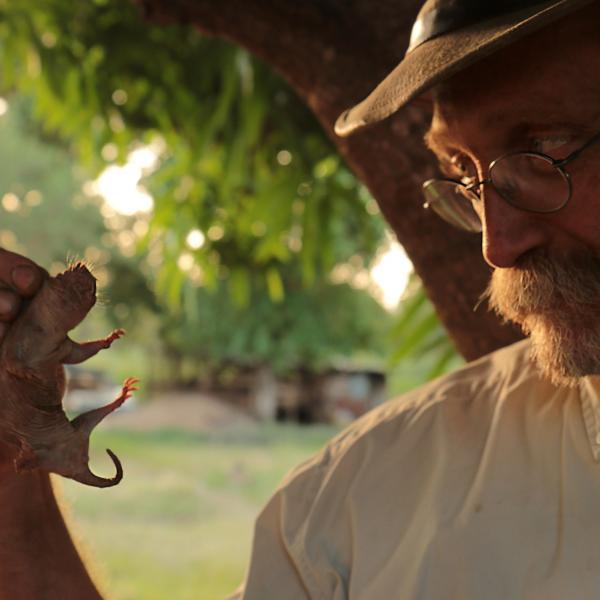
[422, 131, 600, 233]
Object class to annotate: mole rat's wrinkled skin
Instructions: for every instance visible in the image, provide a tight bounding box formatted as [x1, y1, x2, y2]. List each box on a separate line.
[0, 262, 137, 488]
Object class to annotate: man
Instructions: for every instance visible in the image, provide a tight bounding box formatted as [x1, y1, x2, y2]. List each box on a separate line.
[228, 1, 600, 598]
[1, 1, 599, 599]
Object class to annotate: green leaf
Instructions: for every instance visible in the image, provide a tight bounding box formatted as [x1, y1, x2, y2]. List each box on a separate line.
[265, 267, 284, 303]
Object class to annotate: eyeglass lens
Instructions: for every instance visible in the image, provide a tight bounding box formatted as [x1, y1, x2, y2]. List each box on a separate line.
[423, 152, 571, 232]
[490, 153, 569, 212]
[423, 180, 481, 232]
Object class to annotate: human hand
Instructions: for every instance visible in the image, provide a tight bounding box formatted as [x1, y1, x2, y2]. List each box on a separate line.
[0, 249, 47, 469]
[0, 248, 47, 343]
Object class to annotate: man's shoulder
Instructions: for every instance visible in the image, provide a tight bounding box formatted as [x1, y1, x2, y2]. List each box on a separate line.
[244, 339, 552, 598]
[278, 338, 540, 490]
[326, 338, 536, 458]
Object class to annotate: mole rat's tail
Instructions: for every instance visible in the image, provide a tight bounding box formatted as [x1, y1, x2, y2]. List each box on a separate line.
[71, 449, 124, 488]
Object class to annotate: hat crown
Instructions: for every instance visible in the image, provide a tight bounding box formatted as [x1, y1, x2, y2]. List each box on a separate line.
[409, 0, 555, 52]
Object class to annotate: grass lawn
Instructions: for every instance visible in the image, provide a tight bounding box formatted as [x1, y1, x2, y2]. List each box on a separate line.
[57, 424, 338, 600]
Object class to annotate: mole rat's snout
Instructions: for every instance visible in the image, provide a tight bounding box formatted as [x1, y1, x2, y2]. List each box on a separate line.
[42, 262, 99, 332]
[54, 262, 97, 307]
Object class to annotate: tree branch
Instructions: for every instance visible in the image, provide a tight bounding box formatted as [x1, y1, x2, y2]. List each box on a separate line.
[135, 0, 523, 359]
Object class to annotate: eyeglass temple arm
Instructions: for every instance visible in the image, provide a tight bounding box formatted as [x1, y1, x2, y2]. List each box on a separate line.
[555, 130, 600, 167]
[465, 178, 491, 192]
[422, 177, 491, 209]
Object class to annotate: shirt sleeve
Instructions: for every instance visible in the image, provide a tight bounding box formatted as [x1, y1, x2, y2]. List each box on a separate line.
[228, 451, 331, 600]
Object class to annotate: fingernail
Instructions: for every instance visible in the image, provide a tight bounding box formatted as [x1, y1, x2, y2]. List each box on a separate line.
[11, 265, 37, 291]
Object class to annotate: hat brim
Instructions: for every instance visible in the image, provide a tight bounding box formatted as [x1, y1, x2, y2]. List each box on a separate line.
[335, 0, 596, 137]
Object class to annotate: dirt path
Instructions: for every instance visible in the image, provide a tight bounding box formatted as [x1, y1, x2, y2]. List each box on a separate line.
[104, 390, 257, 434]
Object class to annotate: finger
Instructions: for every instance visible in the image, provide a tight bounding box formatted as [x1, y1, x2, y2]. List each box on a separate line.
[11, 264, 47, 297]
[0, 289, 20, 322]
[0, 249, 47, 296]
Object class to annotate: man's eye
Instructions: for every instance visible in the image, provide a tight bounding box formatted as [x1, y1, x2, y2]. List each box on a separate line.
[450, 154, 475, 177]
[532, 136, 572, 156]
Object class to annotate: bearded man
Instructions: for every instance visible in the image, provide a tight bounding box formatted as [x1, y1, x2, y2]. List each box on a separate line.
[228, 1, 600, 598]
[0, 1, 599, 599]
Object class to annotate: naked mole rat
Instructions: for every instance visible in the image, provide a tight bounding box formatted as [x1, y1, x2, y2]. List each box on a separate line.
[0, 261, 137, 487]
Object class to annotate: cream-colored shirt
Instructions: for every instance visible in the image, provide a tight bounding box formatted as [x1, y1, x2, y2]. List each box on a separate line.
[229, 340, 600, 599]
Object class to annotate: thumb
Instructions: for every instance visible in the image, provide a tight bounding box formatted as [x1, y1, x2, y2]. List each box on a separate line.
[0, 249, 47, 296]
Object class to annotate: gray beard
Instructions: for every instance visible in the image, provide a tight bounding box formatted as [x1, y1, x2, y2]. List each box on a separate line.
[482, 249, 600, 388]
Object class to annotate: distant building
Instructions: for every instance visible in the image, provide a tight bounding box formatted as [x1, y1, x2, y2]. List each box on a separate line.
[246, 362, 387, 424]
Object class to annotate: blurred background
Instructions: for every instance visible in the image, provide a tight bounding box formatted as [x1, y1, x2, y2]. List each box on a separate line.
[0, 2, 463, 598]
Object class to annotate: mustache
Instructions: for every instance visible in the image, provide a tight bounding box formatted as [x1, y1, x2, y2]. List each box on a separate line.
[481, 248, 600, 318]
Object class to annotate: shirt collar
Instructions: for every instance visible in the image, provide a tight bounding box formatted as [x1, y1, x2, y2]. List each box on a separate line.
[579, 376, 600, 462]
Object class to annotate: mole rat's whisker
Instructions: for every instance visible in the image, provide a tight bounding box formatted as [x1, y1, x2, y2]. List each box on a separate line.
[66, 252, 82, 269]
[84, 259, 98, 273]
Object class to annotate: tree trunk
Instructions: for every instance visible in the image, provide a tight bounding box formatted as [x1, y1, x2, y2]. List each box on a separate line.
[137, 0, 523, 361]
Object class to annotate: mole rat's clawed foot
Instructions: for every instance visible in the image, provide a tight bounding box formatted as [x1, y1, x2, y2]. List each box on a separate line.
[62, 328, 127, 365]
[63, 377, 139, 488]
[114, 377, 139, 407]
[71, 377, 139, 434]
[102, 328, 125, 348]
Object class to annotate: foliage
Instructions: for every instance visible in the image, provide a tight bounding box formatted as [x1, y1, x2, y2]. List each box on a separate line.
[163, 275, 393, 376]
[389, 275, 462, 380]
[0, 0, 385, 307]
[0, 2, 458, 384]
[385, 277, 464, 396]
[0, 97, 103, 265]
[0, 96, 394, 382]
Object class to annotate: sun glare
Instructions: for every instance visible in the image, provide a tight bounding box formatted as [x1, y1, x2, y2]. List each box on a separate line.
[93, 164, 153, 215]
[370, 238, 413, 311]
[90, 146, 161, 216]
[186, 229, 206, 250]
[88, 142, 164, 216]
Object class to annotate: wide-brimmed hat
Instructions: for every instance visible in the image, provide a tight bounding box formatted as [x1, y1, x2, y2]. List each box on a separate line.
[334, 0, 596, 137]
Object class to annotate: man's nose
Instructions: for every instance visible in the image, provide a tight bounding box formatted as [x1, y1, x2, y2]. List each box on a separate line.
[480, 186, 550, 268]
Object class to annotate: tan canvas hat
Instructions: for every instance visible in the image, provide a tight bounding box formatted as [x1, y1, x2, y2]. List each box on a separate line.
[335, 0, 596, 137]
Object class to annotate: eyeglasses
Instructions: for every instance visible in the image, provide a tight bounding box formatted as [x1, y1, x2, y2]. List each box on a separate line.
[422, 130, 600, 233]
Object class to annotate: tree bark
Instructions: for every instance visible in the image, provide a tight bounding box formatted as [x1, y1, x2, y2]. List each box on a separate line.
[137, 0, 523, 360]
